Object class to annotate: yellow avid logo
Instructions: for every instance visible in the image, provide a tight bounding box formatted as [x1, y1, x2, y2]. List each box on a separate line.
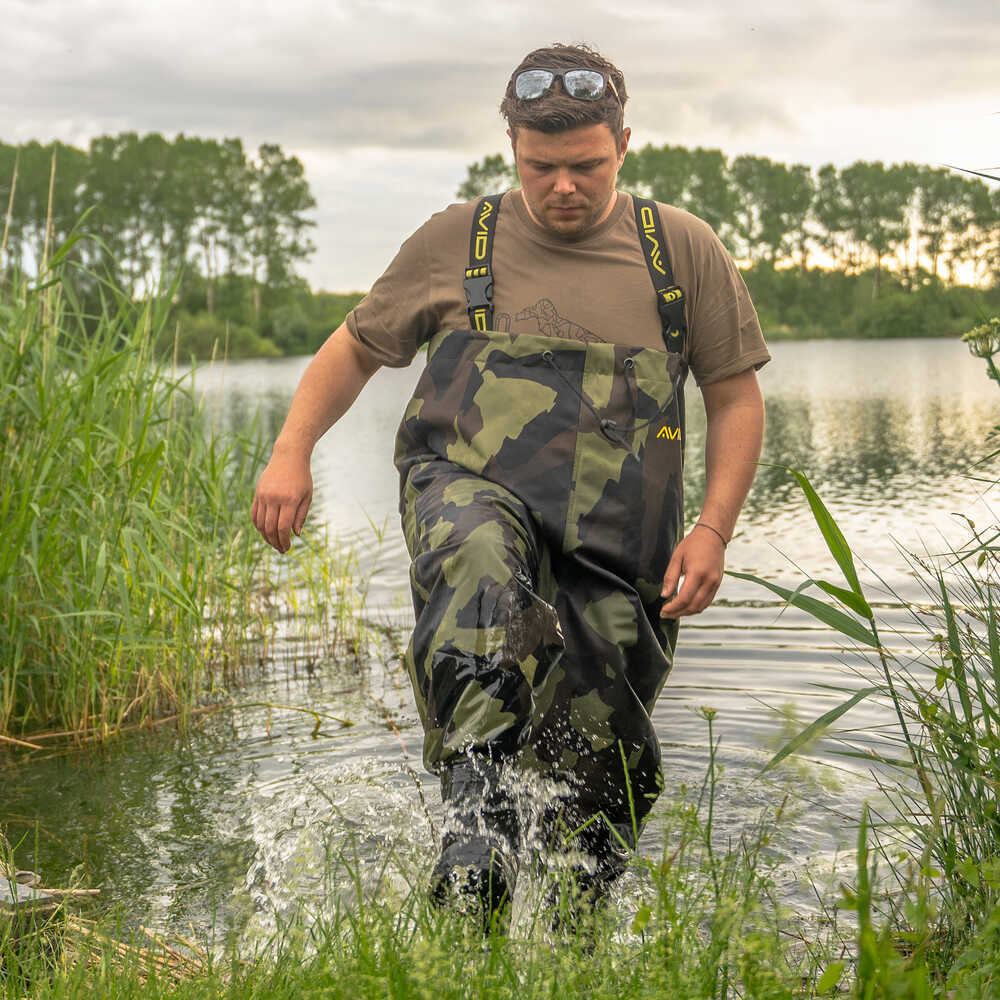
[474, 200, 493, 261]
[639, 205, 666, 276]
[657, 426, 681, 440]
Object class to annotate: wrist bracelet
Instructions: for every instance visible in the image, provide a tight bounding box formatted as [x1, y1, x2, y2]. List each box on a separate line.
[694, 521, 729, 548]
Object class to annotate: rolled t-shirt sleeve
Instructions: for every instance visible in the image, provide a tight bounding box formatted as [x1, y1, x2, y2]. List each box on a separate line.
[679, 217, 770, 386]
[345, 224, 438, 368]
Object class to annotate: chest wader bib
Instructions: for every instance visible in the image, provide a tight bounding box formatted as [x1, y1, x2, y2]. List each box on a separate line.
[394, 193, 689, 829]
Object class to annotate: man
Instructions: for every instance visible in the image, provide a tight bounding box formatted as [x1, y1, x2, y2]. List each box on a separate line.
[251, 43, 767, 930]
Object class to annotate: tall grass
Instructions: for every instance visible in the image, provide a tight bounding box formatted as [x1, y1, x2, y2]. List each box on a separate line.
[0, 254, 273, 740]
[2, 726, 851, 999]
[734, 317, 1000, 987]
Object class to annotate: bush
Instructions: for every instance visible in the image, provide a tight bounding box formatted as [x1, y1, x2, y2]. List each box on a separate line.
[156, 310, 281, 360]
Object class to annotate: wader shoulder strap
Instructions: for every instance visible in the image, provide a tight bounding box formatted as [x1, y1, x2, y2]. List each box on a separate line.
[633, 196, 686, 354]
[464, 193, 505, 332]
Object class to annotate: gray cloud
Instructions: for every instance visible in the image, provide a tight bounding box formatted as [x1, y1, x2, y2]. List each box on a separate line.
[2, 0, 997, 288]
[6, 0, 994, 155]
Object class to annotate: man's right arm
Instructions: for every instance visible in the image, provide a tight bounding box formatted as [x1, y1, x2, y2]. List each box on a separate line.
[251, 322, 382, 552]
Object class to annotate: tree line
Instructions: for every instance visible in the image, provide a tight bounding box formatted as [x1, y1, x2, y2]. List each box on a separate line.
[2, 134, 996, 357]
[0, 134, 346, 357]
[459, 147, 1000, 297]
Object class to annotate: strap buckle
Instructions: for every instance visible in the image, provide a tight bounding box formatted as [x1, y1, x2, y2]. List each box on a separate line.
[463, 265, 494, 306]
[463, 265, 494, 331]
[657, 285, 686, 351]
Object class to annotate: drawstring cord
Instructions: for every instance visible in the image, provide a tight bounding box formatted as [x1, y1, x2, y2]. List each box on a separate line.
[621, 357, 673, 433]
[541, 350, 675, 449]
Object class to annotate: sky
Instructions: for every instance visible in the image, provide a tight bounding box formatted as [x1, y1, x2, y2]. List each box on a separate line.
[2, 0, 998, 291]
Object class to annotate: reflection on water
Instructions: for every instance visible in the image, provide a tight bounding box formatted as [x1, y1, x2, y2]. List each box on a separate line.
[3, 337, 997, 940]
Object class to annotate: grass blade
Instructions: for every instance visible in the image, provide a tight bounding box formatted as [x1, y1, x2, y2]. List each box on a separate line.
[789, 467, 866, 601]
[727, 571, 878, 647]
[757, 686, 877, 774]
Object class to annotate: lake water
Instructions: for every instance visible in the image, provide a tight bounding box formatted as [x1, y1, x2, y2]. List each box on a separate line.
[2, 337, 997, 941]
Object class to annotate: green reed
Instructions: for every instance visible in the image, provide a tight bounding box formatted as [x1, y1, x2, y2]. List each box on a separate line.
[0, 248, 344, 741]
[732, 322, 1000, 987]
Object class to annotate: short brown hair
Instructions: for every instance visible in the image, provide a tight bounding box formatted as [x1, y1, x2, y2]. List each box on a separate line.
[500, 43, 628, 147]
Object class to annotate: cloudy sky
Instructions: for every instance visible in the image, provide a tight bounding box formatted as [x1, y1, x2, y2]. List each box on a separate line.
[3, 0, 997, 290]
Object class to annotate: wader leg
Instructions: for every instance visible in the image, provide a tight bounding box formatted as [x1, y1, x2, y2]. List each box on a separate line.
[401, 459, 563, 926]
[401, 459, 563, 769]
[526, 549, 679, 907]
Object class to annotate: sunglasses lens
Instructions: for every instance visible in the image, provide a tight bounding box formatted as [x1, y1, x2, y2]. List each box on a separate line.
[562, 70, 606, 100]
[515, 70, 555, 100]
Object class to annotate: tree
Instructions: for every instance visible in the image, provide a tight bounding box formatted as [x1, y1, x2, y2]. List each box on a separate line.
[813, 164, 854, 271]
[838, 161, 913, 298]
[173, 136, 251, 314]
[729, 155, 814, 265]
[456, 154, 518, 200]
[969, 185, 1000, 287]
[915, 166, 972, 281]
[1, 140, 86, 274]
[246, 144, 316, 320]
[619, 143, 693, 205]
[686, 147, 739, 249]
[619, 144, 739, 250]
[0, 142, 22, 275]
[85, 132, 151, 294]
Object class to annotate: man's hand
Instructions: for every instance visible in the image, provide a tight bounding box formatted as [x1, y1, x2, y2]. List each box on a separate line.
[658, 368, 764, 618]
[247, 322, 381, 554]
[659, 525, 726, 618]
[251, 447, 313, 553]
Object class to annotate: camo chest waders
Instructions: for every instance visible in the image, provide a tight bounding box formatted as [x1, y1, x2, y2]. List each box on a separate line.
[395, 194, 689, 866]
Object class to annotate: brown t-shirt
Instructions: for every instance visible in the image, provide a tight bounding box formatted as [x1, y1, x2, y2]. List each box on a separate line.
[347, 191, 769, 386]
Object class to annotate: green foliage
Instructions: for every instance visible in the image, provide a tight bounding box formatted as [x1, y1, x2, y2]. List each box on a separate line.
[0, 141, 87, 274]
[619, 143, 740, 247]
[456, 153, 519, 200]
[157, 310, 281, 361]
[0, 257, 274, 737]
[838, 161, 914, 295]
[0, 133, 329, 358]
[730, 154, 814, 264]
[851, 285, 976, 339]
[170, 272, 364, 358]
[742, 263, 999, 339]
[260, 288, 366, 356]
[734, 322, 1000, 982]
[947, 902, 1000, 996]
[246, 143, 316, 294]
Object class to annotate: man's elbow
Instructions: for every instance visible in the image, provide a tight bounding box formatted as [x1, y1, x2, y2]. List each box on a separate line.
[333, 323, 382, 380]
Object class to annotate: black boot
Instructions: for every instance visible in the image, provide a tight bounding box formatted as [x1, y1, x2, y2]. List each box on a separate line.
[429, 755, 520, 933]
[542, 805, 634, 931]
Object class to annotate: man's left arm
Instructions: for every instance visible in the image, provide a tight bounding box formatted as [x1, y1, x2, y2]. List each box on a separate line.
[659, 368, 765, 618]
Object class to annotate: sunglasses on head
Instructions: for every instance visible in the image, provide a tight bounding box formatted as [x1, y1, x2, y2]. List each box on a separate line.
[513, 68, 621, 104]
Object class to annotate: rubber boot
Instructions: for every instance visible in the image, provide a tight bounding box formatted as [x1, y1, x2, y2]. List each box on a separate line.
[542, 803, 634, 931]
[428, 755, 520, 934]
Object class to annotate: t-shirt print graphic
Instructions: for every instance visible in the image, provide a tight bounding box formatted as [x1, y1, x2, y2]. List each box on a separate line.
[510, 298, 607, 343]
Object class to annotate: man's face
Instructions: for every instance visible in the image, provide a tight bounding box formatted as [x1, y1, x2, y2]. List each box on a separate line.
[510, 123, 630, 238]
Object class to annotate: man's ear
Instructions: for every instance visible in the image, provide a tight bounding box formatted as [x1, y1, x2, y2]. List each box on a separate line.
[618, 126, 631, 165]
[507, 127, 516, 154]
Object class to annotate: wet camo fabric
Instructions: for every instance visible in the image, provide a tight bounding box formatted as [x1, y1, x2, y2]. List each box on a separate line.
[395, 328, 687, 825]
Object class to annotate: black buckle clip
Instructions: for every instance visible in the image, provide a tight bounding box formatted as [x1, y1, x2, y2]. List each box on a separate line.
[463, 266, 494, 311]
